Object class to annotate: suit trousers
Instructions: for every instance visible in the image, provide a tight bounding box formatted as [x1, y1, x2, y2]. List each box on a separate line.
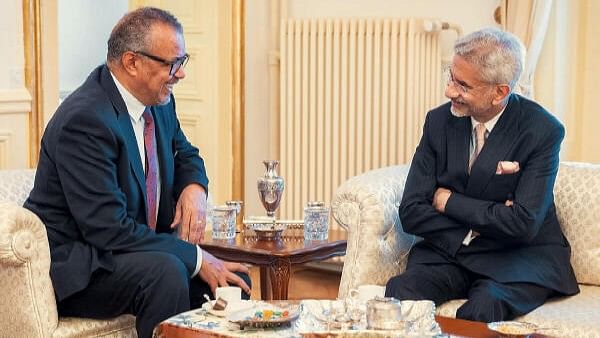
[56, 251, 251, 338]
[385, 261, 553, 322]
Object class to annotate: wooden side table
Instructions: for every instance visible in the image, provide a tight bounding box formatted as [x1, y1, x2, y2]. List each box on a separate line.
[200, 229, 347, 300]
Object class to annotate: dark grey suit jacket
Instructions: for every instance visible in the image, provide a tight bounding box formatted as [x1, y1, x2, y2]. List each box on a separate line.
[24, 64, 209, 301]
[399, 94, 579, 295]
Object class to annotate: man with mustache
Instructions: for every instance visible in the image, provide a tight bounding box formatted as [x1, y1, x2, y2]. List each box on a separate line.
[385, 28, 578, 321]
[24, 7, 251, 338]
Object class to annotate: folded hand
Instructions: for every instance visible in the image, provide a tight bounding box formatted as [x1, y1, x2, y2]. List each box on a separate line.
[432, 187, 452, 213]
[170, 183, 207, 244]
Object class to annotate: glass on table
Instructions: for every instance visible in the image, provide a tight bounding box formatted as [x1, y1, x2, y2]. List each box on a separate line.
[225, 200, 244, 231]
[303, 201, 329, 240]
[211, 205, 236, 239]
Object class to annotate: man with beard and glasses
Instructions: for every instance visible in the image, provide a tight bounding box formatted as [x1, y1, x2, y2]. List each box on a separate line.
[385, 28, 578, 322]
[24, 7, 251, 338]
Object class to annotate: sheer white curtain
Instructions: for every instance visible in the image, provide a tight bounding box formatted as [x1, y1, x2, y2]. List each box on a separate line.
[501, 0, 553, 98]
[533, 0, 600, 162]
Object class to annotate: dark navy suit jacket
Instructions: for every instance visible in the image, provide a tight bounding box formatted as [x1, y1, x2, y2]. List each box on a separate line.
[24, 64, 209, 301]
[399, 94, 579, 295]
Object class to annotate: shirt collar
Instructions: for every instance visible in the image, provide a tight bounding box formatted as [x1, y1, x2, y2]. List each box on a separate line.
[470, 105, 507, 133]
[110, 71, 147, 121]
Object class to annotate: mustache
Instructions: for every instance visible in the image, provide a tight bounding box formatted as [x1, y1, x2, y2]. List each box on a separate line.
[161, 81, 177, 88]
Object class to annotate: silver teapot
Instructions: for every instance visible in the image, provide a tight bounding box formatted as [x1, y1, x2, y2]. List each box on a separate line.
[366, 297, 405, 330]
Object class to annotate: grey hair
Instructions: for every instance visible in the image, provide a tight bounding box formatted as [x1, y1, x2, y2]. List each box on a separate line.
[107, 7, 183, 62]
[454, 27, 525, 90]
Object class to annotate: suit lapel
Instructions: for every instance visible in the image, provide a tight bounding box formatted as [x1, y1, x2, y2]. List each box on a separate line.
[151, 103, 180, 230]
[466, 94, 521, 196]
[152, 105, 170, 202]
[446, 115, 471, 189]
[99, 65, 147, 201]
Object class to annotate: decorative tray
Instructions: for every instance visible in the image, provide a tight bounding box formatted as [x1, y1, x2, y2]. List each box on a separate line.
[243, 216, 304, 239]
[227, 304, 300, 329]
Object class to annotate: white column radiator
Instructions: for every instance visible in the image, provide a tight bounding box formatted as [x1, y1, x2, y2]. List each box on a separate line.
[279, 18, 446, 223]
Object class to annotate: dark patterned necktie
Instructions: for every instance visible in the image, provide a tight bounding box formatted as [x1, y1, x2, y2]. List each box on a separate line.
[143, 107, 158, 230]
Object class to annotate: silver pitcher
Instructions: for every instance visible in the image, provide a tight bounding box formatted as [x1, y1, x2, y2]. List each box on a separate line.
[257, 160, 285, 217]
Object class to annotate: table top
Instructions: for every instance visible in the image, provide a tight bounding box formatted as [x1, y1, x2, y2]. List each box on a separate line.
[435, 316, 548, 338]
[155, 300, 551, 338]
[200, 228, 347, 263]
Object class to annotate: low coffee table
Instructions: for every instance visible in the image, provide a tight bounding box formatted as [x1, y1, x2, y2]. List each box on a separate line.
[200, 228, 347, 300]
[435, 316, 549, 338]
[155, 301, 551, 337]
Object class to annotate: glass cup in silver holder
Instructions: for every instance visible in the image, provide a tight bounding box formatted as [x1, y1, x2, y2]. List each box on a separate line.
[225, 200, 244, 232]
[211, 205, 236, 239]
[303, 201, 329, 240]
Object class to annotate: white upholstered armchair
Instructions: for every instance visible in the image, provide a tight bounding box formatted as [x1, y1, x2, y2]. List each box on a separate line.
[331, 163, 600, 337]
[331, 165, 414, 299]
[0, 169, 136, 337]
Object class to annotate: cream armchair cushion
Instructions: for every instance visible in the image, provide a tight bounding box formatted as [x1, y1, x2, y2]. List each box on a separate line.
[0, 169, 136, 338]
[553, 162, 600, 285]
[331, 162, 600, 337]
[0, 202, 58, 336]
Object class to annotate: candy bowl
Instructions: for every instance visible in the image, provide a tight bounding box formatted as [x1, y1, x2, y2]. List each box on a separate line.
[243, 216, 287, 240]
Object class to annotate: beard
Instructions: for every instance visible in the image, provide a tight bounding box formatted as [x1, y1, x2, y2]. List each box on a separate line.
[450, 105, 465, 117]
[156, 87, 173, 106]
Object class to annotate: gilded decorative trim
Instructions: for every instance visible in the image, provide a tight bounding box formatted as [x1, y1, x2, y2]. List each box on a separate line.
[232, 0, 245, 202]
[22, 0, 43, 167]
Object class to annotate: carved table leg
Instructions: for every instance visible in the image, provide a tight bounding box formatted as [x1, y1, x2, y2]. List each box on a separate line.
[259, 266, 271, 300]
[268, 257, 292, 300]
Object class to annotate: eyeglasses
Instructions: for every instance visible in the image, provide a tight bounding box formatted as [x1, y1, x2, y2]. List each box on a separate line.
[135, 51, 190, 76]
[443, 67, 491, 95]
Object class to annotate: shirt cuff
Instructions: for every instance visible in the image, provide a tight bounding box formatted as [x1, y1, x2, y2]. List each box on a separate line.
[192, 245, 203, 277]
[462, 230, 473, 246]
[462, 229, 478, 246]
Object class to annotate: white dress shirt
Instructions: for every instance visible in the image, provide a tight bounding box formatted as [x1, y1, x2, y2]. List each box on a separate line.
[110, 72, 202, 275]
[462, 107, 505, 246]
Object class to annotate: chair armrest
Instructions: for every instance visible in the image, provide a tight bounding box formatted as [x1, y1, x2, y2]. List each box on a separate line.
[331, 164, 419, 298]
[0, 202, 58, 337]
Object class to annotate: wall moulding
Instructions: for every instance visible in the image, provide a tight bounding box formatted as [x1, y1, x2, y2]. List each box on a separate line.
[0, 88, 32, 115]
[0, 133, 12, 168]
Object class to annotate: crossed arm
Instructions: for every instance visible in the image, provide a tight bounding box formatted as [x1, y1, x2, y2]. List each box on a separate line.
[400, 113, 563, 256]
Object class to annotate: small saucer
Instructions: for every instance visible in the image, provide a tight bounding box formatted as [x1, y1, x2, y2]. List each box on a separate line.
[487, 321, 538, 337]
[201, 300, 254, 317]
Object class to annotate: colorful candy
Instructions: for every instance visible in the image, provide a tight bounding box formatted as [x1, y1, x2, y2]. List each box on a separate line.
[248, 309, 290, 321]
